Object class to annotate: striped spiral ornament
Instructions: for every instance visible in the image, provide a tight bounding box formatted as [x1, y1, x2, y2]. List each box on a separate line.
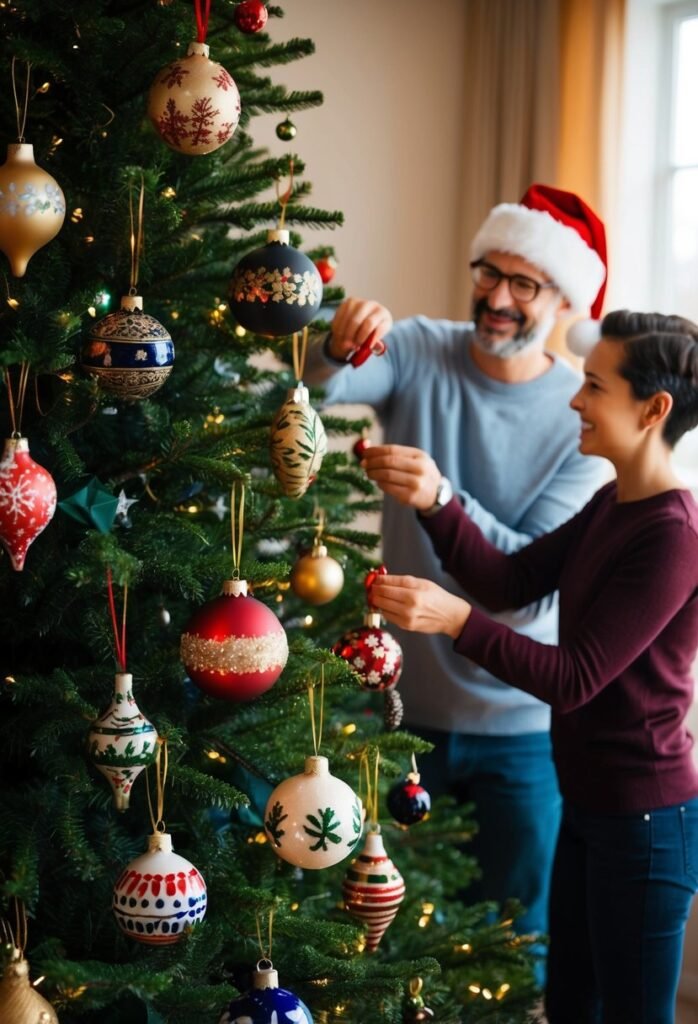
[342, 826, 405, 952]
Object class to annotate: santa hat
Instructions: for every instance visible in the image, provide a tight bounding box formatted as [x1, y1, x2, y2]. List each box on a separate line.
[470, 184, 607, 319]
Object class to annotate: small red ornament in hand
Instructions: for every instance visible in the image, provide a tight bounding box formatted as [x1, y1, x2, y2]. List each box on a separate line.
[349, 328, 387, 368]
[234, 0, 268, 33]
[0, 437, 57, 571]
[314, 256, 336, 284]
[352, 435, 372, 462]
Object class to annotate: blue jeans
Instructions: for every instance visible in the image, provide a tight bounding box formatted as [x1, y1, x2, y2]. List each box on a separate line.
[545, 798, 698, 1024]
[416, 729, 561, 944]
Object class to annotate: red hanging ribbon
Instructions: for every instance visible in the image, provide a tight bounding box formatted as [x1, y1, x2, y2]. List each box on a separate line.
[106, 567, 128, 672]
[194, 0, 211, 43]
[364, 564, 387, 609]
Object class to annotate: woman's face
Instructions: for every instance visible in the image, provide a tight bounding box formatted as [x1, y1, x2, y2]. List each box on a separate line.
[570, 339, 649, 461]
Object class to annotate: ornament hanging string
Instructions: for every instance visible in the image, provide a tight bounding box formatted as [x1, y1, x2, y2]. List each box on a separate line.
[359, 747, 380, 829]
[194, 0, 211, 43]
[106, 567, 128, 672]
[292, 326, 309, 383]
[230, 482, 245, 579]
[128, 175, 146, 296]
[255, 907, 275, 963]
[11, 58, 32, 143]
[275, 158, 294, 231]
[307, 664, 326, 756]
[145, 738, 168, 833]
[409, 978, 424, 999]
[12, 897, 27, 956]
[3, 362, 30, 438]
[314, 505, 325, 543]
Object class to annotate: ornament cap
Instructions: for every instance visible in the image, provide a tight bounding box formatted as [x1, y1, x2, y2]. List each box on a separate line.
[364, 611, 382, 628]
[222, 578, 248, 597]
[3, 435, 29, 454]
[186, 40, 210, 58]
[407, 770, 421, 785]
[289, 384, 309, 404]
[114, 671, 133, 692]
[120, 294, 144, 312]
[304, 754, 329, 777]
[267, 228, 290, 245]
[252, 962, 280, 990]
[362, 827, 387, 857]
[6, 142, 35, 161]
[147, 831, 173, 854]
[312, 542, 328, 559]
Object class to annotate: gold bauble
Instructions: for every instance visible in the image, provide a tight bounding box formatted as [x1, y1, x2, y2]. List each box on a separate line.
[270, 384, 327, 498]
[290, 543, 344, 605]
[0, 143, 65, 277]
[0, 953, 58, 1023]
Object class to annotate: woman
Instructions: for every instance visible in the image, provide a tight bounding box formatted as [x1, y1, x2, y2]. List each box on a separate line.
[365, 310, 698, 1023]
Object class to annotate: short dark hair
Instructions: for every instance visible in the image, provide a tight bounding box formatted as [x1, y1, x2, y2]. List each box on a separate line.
[601, 309, 698, 447]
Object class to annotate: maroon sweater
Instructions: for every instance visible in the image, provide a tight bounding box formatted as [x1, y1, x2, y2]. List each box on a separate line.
[421, 483, 698, 812]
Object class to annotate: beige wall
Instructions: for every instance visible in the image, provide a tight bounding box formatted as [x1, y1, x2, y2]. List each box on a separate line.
[253, 0, 469, 321]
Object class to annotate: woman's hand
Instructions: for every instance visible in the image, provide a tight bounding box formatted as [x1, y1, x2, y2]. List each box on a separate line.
[370, 574, 471, 639]
[361, 444, 442, 511]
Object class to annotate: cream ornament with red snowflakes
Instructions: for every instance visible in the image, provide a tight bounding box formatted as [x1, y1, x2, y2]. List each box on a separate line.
[113, 831, 207, 944]
[147, 41, 241, 155]
[0, 436, 57, 571]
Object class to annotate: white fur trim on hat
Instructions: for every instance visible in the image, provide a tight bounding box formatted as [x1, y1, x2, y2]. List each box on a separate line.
[470, 204, 606, 314]
[566, 319, 602, 357]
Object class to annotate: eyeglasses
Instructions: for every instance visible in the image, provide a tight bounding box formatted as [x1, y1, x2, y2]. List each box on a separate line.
[470, 260, 558, 303]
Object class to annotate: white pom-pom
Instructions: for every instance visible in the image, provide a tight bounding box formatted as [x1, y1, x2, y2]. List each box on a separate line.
[566, 319, 602, 357]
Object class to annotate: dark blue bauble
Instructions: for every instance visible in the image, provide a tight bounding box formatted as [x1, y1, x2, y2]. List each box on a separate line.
[221, 985, 313, 1024]
[387, 777, 431, 826]
[229, 229, 323, 337]
[81, 296, 175, 401]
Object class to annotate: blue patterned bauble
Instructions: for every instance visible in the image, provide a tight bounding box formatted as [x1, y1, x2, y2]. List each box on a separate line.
[229, 229, 323, 337]
[81, 294, 174, 400]
[220, 962, 313, 1024]
[387, 774, 431, 827]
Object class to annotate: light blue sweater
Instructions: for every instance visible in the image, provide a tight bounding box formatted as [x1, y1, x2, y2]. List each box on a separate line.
[305, 316, 605, 734]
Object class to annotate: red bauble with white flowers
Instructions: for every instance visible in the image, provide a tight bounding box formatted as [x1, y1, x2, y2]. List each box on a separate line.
[147, 41, 241, 156]
[314, 256, 337, 284]
[0, 436, 57, 571]
[332, 611, 403, 691]
[180, 579, 288, 700]
[233, 0, 268, 33]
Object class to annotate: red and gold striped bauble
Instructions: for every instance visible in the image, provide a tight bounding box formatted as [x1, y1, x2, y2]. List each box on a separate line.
[342, 826, 405, 951]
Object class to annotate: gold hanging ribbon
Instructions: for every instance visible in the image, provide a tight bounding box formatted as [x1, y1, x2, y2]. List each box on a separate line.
[128, 174, 146, 296]
[307, 664, 326, 756]
[255, 907, 275, 962]
[230, 482, 245, 579]
[275, 157, 295, 231]
[4, 362, 30, 438]
[359, 747, 381, 828]
[11, 58, 32, 143]
[145, 739, 168, 834]
[292, 326, 309, 383]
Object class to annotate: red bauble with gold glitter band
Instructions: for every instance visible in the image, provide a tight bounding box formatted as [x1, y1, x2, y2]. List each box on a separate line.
[180, 579, 288, 700]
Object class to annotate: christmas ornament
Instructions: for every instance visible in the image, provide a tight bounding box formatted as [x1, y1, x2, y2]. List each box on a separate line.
[290, 539, 344, 605]
[147, 43, 241, 155]
[275, 117, 297, 142]
[403, 979, 435, 1022]
[349, 327, 387, 368]
[181, 579, 288, 701]
[229, 229, 323, 336]
[81, 294, 174, 401]
[113, 831, 207, 944]
[313, 255, 336, 284]
[270, 382, 327, 498]
[0, 436, 57, 571]
[0, 948, 58, 1024]
[332, 611, 403, 691]
[58, 477, 118, 533]
[383, 688, 404, 731]
[220, 960, 313, 1024]
[387, 774, 431, 826]
[87, 672, 159, 811]
[264, 755, 362, 869]
[234, 0, 268, 34]
[342, 826, 405, 951]
[0, 142, 65, 277]
[352, 433, 372, 462]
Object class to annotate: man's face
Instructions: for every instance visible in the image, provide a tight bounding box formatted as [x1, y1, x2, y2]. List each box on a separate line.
[471, 250, 564, 358]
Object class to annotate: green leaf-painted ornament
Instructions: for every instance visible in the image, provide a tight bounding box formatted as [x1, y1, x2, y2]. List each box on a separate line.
[269, 384, 327, 498]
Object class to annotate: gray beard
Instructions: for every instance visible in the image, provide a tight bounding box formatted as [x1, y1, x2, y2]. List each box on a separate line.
[471, 311, 556, 360]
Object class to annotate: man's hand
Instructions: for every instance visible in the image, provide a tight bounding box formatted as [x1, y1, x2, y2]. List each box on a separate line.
[370, 574, 471, 639]
[327, 297, 393, 361]
[361, 444, 442, 511]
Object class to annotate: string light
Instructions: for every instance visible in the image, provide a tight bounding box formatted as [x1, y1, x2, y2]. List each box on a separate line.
[342, 723, 357, 736]
[71, 207, 83, 222]
[4, 676, 16, 684]
[290, 902, 300, 911]
[170, 310, 180, 320]
[161, 186, 176, 199]
[95, 290, 111, 307]
[6, 297, 19, 310]
[254, 832, 267, 845]
[36, 82, 50, 94]
[87, 306, 97, 317]
[234, 324, 246, 337]
[496, 983, 511, 1000]
[84, 235, 94, 244]
[303, 614, 313, 626]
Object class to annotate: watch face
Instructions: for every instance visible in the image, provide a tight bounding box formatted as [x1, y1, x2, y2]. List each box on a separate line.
[436, 477, 452, 506]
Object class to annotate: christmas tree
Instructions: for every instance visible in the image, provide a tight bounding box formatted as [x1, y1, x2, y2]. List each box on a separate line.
[0, 3, 538, 1021]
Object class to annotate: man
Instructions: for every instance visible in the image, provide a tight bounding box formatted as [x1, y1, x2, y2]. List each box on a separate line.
[304, 185, 608, 956]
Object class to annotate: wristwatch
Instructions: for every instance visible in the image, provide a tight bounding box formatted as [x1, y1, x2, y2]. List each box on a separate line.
[421, 476, 453, 517]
